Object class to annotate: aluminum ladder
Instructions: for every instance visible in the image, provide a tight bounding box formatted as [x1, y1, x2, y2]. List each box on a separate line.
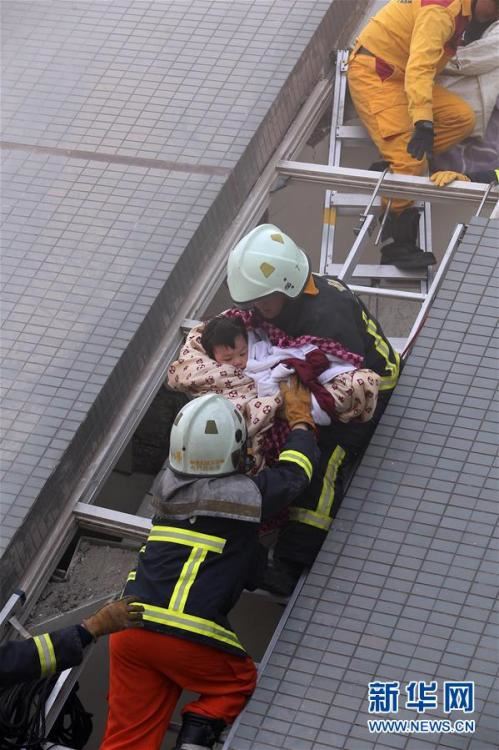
[319, 49, 434, 302]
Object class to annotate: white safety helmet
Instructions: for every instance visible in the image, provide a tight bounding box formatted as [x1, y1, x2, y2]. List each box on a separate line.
[169, 394, 247, 476]
[227, 224, 310, 305]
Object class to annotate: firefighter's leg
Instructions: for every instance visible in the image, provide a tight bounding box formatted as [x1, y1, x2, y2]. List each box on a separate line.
[100, 630, 181, 750]
[347, 53, 436, 268]
[347, 52, 422, 213]
[268, 391, 394, 596]
[262, 427, 354, 596]
[432, 84, 475, 154]
[173, 714, 226, 750]
[170, 643, 257, 748]
[177, 648, 256, 722]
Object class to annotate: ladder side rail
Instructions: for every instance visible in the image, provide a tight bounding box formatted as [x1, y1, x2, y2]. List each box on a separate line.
[348, 285, 426, 301]
[336, 214, 376, 282]
[329, 49, 349, 167]
[0, 591, 25, 631]
[319, 51, 349, 273]
[418, 202, 433, 293]
[404, 222, 466, 354]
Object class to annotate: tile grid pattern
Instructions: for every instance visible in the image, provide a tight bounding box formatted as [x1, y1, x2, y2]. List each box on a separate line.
[229, 217, 498, 749]
[0, 0, 368, 596]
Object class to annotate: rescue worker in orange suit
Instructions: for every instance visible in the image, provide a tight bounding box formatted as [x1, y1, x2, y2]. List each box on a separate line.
[347, 0, 499, 270]
[0, 597, 143, 688]
[226, 224, 400, 596]
[100, 389, 319, 750]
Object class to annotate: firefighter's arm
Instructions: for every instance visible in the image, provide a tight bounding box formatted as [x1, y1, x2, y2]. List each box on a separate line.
[0, 627, 84, 688]
[254, 430, 320, 521]
[406, 5, 455, 123]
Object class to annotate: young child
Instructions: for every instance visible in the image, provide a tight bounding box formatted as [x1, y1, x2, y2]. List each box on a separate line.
[168, 315, 380, 471]
[200, 315, 376, 426]
[201, 316, 249, 370]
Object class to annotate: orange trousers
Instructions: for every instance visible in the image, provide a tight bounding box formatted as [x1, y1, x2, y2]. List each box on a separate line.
[347, 52, 475, 213]
[100, 629, 257, 750]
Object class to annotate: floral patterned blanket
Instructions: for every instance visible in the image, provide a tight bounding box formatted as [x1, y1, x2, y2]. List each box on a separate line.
[167, 320, 381, 472]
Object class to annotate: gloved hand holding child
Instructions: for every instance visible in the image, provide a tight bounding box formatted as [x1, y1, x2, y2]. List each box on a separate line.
[279, 375, 315, 430]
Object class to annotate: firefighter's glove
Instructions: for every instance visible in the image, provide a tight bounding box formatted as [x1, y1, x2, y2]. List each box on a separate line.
[430, 170, 470, 187]
[82, 596, 144, 639]
[279, 375, 315, 430]
[407, 121, 434, 160]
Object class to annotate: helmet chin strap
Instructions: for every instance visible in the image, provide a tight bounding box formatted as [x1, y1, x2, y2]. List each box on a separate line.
[239, 444, 255, 474]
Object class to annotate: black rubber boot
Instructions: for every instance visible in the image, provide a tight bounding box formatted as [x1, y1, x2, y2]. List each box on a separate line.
[261, 558, 304, 597]
[174, 712, 226, 750]
[369, 159, 390, 173]
[380, 208, 436, 269]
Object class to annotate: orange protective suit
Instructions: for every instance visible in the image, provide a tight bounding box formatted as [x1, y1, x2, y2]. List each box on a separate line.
[348, 0, 476, 213]
[100, 629, 257, 750]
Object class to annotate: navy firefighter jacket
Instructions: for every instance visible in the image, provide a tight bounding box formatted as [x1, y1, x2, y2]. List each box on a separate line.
[0, 625, 90, 688]
[123, 429, 319, 656]
[270, 274, 400, 393]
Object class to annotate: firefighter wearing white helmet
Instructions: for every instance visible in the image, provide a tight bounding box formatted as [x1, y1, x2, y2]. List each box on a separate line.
[227, 224, 310, 305]
[102, 388, 319, 750]
[226, 224, 401, 598]
[169, 393, 247, 476]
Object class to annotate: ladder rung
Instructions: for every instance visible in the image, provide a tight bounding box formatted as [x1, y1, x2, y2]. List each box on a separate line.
[336, 125, 369, 141]
[325, 264, 426, 280]
[349, 284, 426, 301]
[330, 194, 382, 207]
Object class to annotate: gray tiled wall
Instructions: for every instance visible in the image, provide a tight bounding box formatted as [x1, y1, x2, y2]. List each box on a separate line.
[0, 0, 369, 599]
[229, 217, 498, 749]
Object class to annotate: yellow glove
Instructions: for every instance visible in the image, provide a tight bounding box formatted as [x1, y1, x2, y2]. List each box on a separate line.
[430, 170, 471, 187]
[82, 596, 144, 639]
[279, 375, 314, 430]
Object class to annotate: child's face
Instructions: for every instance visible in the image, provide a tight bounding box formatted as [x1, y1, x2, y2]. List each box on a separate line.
[212, 334, 248, 369]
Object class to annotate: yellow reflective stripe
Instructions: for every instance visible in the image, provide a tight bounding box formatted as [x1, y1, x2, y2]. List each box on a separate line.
[139, 545, 146, 554]
[378, 364, 400, 391]
[289, 507, 332, 531]
[278, 450, 313, 481]
[317, 446, 345, 517]
[138, 603, 245, 651]
[127, 570, 136, 582]
[362, 311, 400, 390]
[169, 547, 208, 612]
[148, 525, 225, 554]
[33, 633, 57, 677]
[288, 447, 345, 531]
